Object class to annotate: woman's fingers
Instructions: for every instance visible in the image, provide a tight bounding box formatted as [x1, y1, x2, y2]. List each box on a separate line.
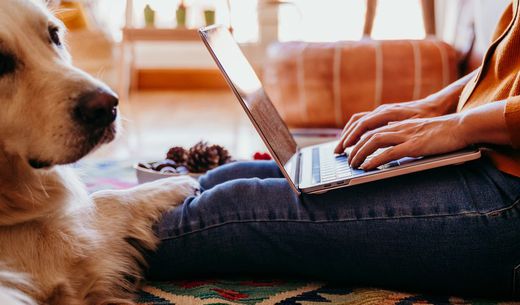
[336, 116, 378, 153]
[349, 132, 406, 168]
[341, 111, 399, 150]
[361, 144, 408, 170]
[340, 112, 368, 137]
[335, 112, 369, 153]
[335, 104, 419, 154]
[347, 123, 400, 162]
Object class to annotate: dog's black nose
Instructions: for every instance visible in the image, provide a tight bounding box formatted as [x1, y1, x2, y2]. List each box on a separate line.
[74, 89, 118, 129]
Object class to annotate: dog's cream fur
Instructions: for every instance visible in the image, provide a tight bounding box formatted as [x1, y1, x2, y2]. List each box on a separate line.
[0, 1, 199, 304]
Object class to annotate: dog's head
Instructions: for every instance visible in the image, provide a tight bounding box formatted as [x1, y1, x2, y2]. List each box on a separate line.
[0, 0, 119, 169]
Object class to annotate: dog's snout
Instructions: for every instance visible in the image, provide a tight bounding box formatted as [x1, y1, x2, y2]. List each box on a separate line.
[74, 89, 118, 129]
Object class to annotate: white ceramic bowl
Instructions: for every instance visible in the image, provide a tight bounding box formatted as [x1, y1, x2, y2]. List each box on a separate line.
[134, 163, 202, 184]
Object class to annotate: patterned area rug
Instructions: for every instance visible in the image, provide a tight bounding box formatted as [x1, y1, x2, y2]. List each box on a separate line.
[135, 280, 520, 305]
[75, 160, 520, 305]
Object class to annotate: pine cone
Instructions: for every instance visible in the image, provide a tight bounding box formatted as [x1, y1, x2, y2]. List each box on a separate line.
[166, 146, 188, 164]
[186, 142, 232, 173]
[187, 142, 220, 173]
[211, 144, 232, 165]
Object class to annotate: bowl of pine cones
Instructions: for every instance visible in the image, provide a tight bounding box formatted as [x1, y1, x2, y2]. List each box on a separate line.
[135, 141, 233, 184]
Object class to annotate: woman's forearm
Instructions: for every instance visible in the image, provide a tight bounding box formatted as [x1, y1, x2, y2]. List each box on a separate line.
[423, 70, 478, 115]
[459, 100, 511, 146]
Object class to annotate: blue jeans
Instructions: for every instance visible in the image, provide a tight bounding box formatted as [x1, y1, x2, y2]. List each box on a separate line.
[147, 158, 520, 298]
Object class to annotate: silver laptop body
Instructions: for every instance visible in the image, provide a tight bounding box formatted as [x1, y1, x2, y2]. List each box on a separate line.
[199, 25, 481, 195]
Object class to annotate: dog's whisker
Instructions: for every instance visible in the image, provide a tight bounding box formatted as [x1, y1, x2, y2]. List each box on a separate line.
[49, 7, 73, 16]
[23, 183, 35, 204]
[120, 116, 133, 123]
[95, 68, 106, 79]
[36, 176, 50, 199]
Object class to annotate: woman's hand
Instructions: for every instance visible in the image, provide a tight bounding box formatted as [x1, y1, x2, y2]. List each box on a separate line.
[347, 114, 468, 170]
[346, 100, 511, 170]
[334, 70, 479, 154]
[334, 99, 446, 154]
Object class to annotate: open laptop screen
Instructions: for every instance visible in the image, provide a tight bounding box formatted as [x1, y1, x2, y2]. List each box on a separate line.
[200, 26, 298, 165]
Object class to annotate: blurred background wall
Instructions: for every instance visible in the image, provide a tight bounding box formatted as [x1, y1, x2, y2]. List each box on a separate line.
[65, 0, 512, 89]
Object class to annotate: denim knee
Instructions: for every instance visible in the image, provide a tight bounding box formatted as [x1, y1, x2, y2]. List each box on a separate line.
[199, 161, 282, 191]
[200, 178, 277, 219]
[198, 169, 218, 191]
[198, 163, 237, 191]
[180, 177, 297, 231]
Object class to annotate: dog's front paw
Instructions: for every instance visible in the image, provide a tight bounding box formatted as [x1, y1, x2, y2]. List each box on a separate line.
[162, 175, 200, 204]
[142, 175, 200, 207]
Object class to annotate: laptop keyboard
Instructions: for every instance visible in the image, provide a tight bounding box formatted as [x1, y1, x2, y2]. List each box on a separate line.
[318, 151, 353, 183]
[312, 146, 394, 184]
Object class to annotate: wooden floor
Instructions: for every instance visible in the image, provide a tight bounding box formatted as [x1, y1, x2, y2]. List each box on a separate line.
[87, 90, 267, 162]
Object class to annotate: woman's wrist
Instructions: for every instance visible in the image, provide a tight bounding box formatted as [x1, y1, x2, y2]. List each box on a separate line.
[418, 93, 458, 116]
[458, 101, 511, 146]
[419, 70, 479, 116]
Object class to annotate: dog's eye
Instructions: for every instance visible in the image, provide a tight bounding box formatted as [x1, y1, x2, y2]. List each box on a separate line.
[48, 27, 61, 46]
[0, 52, 16, 76]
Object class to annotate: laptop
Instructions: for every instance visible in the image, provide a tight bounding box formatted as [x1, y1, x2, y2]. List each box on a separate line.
[199, 25, 481, 195]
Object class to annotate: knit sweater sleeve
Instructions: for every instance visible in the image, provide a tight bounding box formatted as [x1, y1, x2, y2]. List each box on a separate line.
[491, 3, 514, 41]
[505, 96, 520, 149]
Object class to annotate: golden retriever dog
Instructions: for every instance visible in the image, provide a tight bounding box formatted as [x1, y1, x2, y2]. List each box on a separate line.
[0, 1, 199, 304]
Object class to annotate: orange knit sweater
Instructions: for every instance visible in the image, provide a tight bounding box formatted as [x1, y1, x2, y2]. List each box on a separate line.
[458, 0, 520, 177]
